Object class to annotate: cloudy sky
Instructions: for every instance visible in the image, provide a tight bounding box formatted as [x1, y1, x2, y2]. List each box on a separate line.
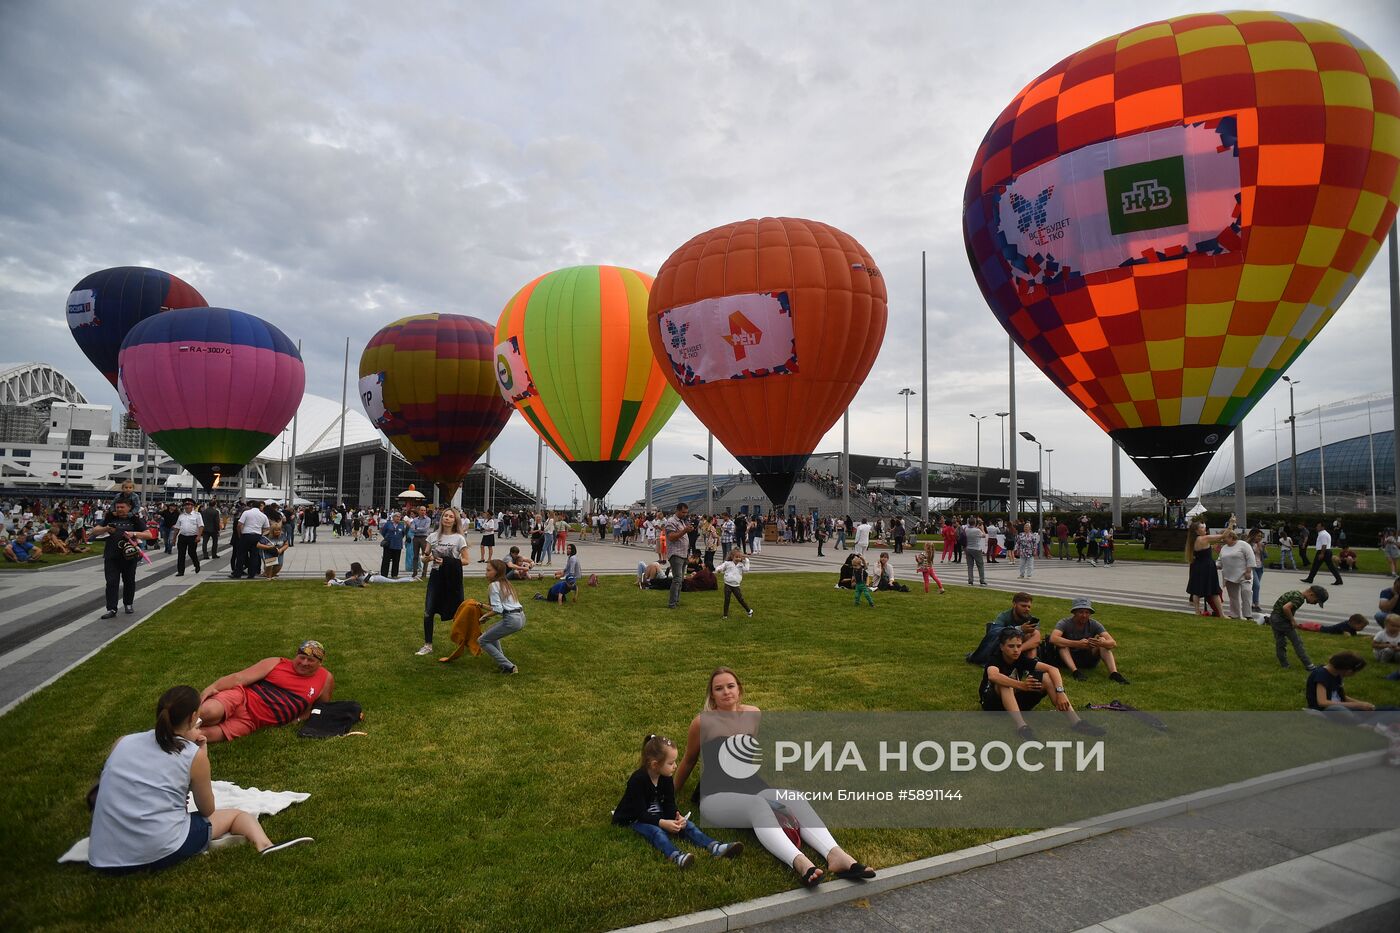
[2, 0, 1397, 506]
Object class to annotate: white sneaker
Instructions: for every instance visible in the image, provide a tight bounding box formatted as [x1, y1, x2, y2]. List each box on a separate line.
[415, 644, 433, 656]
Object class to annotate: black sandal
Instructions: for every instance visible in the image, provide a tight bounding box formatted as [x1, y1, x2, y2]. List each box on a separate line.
[800, 865, 824, 887]
[833, 862, 876, 880]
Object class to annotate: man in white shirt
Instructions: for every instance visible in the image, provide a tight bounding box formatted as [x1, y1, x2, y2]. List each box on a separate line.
[853, 520, 872, 556]
[173, 498, 204, 576]
[1301, 521, 1343, 587]
[232, 502, 270, 580]
[964, 520, 988, 586]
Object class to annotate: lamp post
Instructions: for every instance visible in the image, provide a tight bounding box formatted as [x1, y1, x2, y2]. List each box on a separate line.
[969, 413, 987, 512]
[1045, 448, 1054, 516]
[693, 448, 713, 515]
[1366, 396, 1377, 512]
[1020, 431, 1044, 532]
[1283, 375, 1300, 510]
[898, 388, 916, 460]
[995, 410, 1010, 519]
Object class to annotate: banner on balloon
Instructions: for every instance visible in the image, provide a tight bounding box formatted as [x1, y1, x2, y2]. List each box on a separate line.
[358, 372, 390, 429]
[995, 119, 1241, 286]
[493, 336, 536, 405]
[66, 289, 98, 328]
[656, 291, 798, 386]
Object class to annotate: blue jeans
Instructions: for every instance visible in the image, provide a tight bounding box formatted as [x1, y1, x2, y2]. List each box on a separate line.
[543, 533, 554, 562]
[480, 609, 524, 670]
[1251, 567, 1263, 608]
[631, 820, 719, 859]
[95, 812, 210, 875]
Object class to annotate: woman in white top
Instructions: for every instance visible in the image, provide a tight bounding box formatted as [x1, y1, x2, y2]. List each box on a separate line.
[480, 559, 525, 674]
[89, 686, 309, 874]
[418, 508, 467, 656]
[1216, 529, 1254, 620]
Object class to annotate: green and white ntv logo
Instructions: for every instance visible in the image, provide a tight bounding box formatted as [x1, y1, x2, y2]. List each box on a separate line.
[1103, 155, 1189, 235]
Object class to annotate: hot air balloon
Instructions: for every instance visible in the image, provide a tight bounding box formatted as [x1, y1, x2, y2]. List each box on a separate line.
[67, 267, 208, 387]
[117, 308, 304, 489]
[647, 217, 888, 505]
[359, 314, 512, 502]
[962, 12, 1400, 498]
[494, 265, 681, 501]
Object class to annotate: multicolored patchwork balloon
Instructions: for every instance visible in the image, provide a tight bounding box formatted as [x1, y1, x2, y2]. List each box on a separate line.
[359, 314, 512, 501]
[963, 12, 1400, 498]
[494, 265, 680, 500]
[648, 217, 888, 506]
[67, 266, 208, 388]
[118, 308, 304, 489]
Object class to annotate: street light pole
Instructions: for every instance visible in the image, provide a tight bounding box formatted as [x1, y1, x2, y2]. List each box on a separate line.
[920, 250, 929, 525]
[898, 388, 915, 460]
[970, 413, 987, 512]
[1045, 449, 1054, 516]
[1366, 396, 1377, 512]
[707, 432, 714, 515]
[1283, 375, 1299, 511]
[1271, 410, 1280, 514]
[1020, 431, 1044, 532]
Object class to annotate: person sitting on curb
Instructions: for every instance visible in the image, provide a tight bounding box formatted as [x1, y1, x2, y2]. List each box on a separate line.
[1050, 597, 1129, 684]
[1268, 586, 1327, 671]
[195, 641, 334, 743]
[1297, 613, 1370, 637]
[966, 591, 1043, 665]
[979, 628, 1105, 740]
[504, 546, 541, 581]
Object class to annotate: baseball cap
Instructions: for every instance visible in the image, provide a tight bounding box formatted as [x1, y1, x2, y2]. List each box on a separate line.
[1070, 597, 1096, 613]
[297, 640, 326, 661]
[1309, 586, 1329, 607]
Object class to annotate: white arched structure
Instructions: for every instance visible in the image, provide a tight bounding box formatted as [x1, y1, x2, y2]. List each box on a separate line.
[0, 363, 87, 407]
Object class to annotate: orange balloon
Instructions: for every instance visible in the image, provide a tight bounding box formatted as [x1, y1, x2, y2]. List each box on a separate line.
[648, 217, 888, 505]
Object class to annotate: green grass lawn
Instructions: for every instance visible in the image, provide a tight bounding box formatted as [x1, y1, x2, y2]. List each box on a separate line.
[2, 575, 1397, 932]
[0, 549, 99, 570]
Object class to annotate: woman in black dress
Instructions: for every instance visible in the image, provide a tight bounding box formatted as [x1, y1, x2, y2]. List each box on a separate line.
[417, 508, 466, 656]
[1185, 521, 1225, 617]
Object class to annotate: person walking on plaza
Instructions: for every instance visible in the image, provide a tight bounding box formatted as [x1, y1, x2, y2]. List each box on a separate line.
[379, 511, 405, 579]
[663, 503, 690, 610]
[1014, 522, 1037, 579]
[1055, 519, 1069, 560]
[173, 499, 203, 577]
[1301, 521, 1344, 587]
[199, 501, 222, 560]
[232, 501, 270, 580]
[91, 500, 156, 618]
[159, 502, 179, 554]
[302, 504, 320, 543]
[964, 518, 987, 586]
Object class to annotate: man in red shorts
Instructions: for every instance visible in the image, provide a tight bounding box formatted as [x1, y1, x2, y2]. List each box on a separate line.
[196, 640, 335, 743]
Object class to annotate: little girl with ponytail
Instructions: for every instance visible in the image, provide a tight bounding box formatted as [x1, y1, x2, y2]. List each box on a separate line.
[611, 733, 743, 869]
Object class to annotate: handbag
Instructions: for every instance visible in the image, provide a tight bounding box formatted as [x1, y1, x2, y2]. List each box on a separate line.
[117, 536, 141, 561]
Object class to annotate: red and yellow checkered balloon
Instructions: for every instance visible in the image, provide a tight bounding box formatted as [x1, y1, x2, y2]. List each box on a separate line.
[963, 12, 1399, 498]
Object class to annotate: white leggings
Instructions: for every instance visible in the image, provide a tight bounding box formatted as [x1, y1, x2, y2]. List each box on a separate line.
[699, 789, 840, 867]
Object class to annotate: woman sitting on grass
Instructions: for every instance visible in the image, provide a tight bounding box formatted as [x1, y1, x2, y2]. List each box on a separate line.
[979, 627, 1105, 741]
[537, 544, 580, 603]
[835, 554, 856, 589]
[88, 686, 310, 874]
[612, 733, 742, 870]
[673, 667, 875, 889]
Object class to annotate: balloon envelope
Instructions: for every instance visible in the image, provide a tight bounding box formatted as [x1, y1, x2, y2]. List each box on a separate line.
[67, 267, 208, 387]
[963, 12, 1400, 498]
[648, 217, 887, 505]
[494, 265, 681, 500]
[359, 314, 512, 501]
[118, 308, 304, 489]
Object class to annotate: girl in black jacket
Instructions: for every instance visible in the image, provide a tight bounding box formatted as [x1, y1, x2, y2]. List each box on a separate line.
[612, 734, 743, 869]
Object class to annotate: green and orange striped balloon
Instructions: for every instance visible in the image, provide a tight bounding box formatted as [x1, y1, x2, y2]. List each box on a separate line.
[494, 265, 681, 500]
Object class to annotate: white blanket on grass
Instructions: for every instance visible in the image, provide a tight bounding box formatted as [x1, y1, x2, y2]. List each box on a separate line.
[59, 780, 310, 863]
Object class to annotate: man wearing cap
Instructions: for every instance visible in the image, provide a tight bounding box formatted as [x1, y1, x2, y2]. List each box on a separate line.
[173, 499, 204, 576]
[1050, 598, 1129, 684]
[1268, 586, 1327, 670]
[195, 641, 335, 743]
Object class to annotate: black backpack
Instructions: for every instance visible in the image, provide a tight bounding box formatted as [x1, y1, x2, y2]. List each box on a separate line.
[297, 700, 363, 738]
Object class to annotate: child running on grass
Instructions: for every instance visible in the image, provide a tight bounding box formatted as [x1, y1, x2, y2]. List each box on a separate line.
[851, 556, 874, 607]
[612, 734, 742, 869]
[716, 548, 752, 619]
[914, 552, 946, 594]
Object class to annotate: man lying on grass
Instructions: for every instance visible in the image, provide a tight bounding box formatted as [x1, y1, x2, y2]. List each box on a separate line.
[196, 641, 334, 743]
